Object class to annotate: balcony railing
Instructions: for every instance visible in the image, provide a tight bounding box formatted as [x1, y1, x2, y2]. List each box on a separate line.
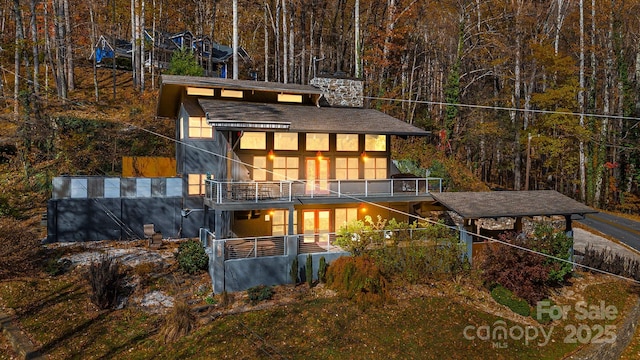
[205, 178, 442, 204]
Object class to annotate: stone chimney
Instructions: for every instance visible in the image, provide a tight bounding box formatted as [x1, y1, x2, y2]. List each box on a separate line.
[310, 76, 363, 108]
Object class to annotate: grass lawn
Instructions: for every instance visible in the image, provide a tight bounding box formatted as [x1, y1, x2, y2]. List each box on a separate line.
[1, 271, 637, 359]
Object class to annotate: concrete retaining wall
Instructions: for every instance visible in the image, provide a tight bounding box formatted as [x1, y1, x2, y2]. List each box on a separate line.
[566, 297, 640, 359]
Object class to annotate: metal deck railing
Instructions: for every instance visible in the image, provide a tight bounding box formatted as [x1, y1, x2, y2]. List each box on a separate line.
[205, 178, 442, 204]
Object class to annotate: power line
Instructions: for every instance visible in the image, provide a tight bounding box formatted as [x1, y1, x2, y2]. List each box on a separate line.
[364, 95, 640, 123]
[129, 123, 640, 285]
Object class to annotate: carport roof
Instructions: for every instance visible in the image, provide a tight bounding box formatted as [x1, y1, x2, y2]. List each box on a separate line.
[430, 190, 598, 219]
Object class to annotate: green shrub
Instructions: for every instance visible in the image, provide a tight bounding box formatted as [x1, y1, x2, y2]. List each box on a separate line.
[86, 255, 124, 309]
[247, 285, 274, 305]
[176, 239, 208, 274]
[205, 296, 217, 305]
[491, 285, 531, 317]
[368, 221, 466, 284]
[306, 254, 313, 287]
[326, 255, 387, 308]
[44, 258, 71, 276]
[290, 257, 299, 284]
[317, 256, 328, 283]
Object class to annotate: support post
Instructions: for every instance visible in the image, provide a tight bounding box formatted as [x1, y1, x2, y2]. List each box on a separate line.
[459, 218, 474, 265]
[212, 209, 225, 293]
[286, 205, 297, 258]
[565, 214, 574, 264]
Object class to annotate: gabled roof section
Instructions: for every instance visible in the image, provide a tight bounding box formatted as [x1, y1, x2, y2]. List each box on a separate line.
[431, 190, 598, 219]
[200, 99, 430, 136]
[157, 75, 323, 118]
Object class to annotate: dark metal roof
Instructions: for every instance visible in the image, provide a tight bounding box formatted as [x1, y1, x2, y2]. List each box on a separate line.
[431, 190, 598, 219]
[161, 75, 323, 95]
[157, 75, 324, 118]
[199, 99, 430, 136]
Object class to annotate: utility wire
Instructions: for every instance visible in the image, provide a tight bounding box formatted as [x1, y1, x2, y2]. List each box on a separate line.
[364, 95, 640, 123]
[130, 123, 640, 285]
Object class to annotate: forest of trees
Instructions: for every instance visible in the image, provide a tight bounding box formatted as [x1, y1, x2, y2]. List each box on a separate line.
[1, 0, 640, 212]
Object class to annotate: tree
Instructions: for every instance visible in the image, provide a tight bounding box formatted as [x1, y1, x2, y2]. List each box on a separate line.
[166, 48, 204, 76]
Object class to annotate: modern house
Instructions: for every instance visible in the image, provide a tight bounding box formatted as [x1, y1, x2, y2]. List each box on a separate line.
[155, 75, 441, 292]
[45, 75, 441, 290]
[45, 74, 597, 293]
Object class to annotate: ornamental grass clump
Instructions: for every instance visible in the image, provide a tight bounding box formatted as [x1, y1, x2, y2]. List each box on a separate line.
[161, 301, 195, 344]
[87, 255, 124, 310]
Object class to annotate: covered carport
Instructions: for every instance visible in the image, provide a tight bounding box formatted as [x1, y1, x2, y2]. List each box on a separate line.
[430, 190, 599, 263]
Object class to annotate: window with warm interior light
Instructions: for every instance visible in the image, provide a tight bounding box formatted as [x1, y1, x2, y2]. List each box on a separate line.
[363, 157, 387, 179]
[188, 174, 208, 195]
[365, 134, 386, 151]
[240, 132, 266, 149]
[335, 157, 359, 179]
[335, 208, 358, 231]
[274, 132, 298, 150]
[221, 89, 243, 98]
[336, 134, 359, 151]
[272, 210, 297, 236]
[273, 157, 299, 181]
[277, 94, 303, 103]
[306, 133, 329, 151]
[188, 117, 212, 138]
[253, 156, 267, 181]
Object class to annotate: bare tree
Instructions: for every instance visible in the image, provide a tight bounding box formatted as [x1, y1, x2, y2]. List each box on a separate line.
[89, 1, 99, 101]
[29, 0, 39, 96]
[63, 0, 74, 90]
[12, 0, 24, 118]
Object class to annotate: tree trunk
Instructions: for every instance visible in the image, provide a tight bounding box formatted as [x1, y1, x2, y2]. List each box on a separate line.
[512, 31, 522, 190]
[578, 0, 586, 201]
[63, 0, 74, 90]
[89, 2, 99, 101]
[140, 0, 145, 91]
[12, 0, 24, 118]
[232, 0, 238, 79]
[53, 0, 67, 100]
[29, 0, 39, 96]
[282, 0, 288, 83]
[264, 2, 269, 81]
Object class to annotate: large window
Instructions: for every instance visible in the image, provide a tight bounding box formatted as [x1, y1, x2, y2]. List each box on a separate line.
[252, 156, 267, 181]
[240, 132, 266, 149]
[188, 117, 212, 138]
[273, 157, 299, 181]
[335, 157, 359, 179]
[365, 134, 386, 151]
[364, 158, 387, 179]
[336, 134, 359, 151]
[272, 210, 297, 236]
[274, 132, 298, 150]
[335, 208, 358, 231]
[306, 133, 329, 151]
[188, 174, 208, 195]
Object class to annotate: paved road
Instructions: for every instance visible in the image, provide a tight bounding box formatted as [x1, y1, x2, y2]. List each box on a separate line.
[577, 212, 640, 253]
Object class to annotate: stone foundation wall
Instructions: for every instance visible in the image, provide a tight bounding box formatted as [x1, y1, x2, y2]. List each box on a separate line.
[310, 77, 363, 108]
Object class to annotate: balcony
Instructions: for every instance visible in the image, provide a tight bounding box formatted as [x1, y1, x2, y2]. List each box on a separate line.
[204, 177, 442, 208]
